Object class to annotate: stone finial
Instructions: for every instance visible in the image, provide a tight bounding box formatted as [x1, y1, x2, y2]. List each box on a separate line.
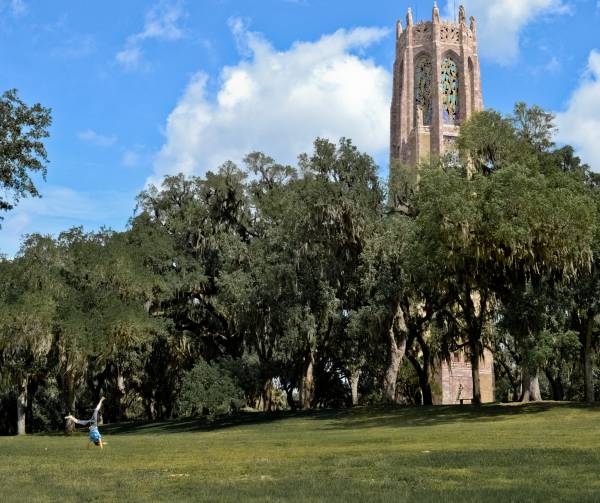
[470, 16, 476, 34]
[396, 19, 403, 38]
[432, 2, 440, 24]
[459, 5, 466, 25]
[406, 7, 413, 27]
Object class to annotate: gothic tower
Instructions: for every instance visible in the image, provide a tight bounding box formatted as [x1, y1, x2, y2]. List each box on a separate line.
[390, 3, 483, 167]
[389, 4, 493, 405]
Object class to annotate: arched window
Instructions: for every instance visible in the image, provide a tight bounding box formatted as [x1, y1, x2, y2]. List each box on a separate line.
[414, 55, 433, 126]
[441, 56, 460, 124]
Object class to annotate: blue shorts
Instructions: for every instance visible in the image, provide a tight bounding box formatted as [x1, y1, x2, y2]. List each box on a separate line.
[89, 427, 101, 443]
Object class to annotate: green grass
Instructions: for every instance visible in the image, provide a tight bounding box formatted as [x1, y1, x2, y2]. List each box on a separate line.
[2, 403, 600, 502]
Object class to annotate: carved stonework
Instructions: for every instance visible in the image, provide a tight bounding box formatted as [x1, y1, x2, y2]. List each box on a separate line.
[390, 3, 484, 167]
[443, 135, 458, 149]
[440, 23, 460, 44]
[413, 22, 432, 43]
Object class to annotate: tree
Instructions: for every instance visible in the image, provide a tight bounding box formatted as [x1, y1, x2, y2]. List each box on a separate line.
[0, 235, 60, 434]
[414, 117, 594, 404]
[357, 215, 417, 403]
[291, 138, 385, 407]
[0, 89, 52, 220]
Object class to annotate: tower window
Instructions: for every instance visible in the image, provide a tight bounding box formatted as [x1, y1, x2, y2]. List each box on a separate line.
[441, 57, 460, 124]
[414, 55, 433, 126]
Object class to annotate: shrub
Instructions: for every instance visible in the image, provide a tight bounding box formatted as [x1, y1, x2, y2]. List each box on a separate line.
[175, 359, 245, 421]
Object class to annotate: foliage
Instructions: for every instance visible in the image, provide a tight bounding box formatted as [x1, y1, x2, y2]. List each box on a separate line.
[2, 102, 600, 434]
[0, 89, 51, 219]
[175, 359, 245, 420]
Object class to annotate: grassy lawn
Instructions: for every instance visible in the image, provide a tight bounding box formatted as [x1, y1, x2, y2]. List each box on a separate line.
[2, 402, 600, 502]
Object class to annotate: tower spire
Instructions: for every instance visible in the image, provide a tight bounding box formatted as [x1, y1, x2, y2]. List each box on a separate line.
[432, 2, 440, 24]
[406, 7, 413, 27]
[459, 5, 466, 25]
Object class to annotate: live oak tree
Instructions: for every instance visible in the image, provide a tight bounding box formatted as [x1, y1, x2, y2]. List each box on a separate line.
[0, 235, 60, 434]
[291, 138, 385, 408]
[414, 106, 595, 405]
[0, 89, 51, 221]
[356, 215, 413, 403]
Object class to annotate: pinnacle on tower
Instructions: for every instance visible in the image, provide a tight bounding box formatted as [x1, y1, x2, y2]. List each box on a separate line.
[432, 2, 440, 24]
[470, 16, 476, 34]
[406, 7, 413, 27]
[396, 19, 403, 39]
[459, 5, 466, 25]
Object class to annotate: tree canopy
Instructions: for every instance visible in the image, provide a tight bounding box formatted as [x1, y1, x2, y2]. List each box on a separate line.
[1, 104, 599, 435]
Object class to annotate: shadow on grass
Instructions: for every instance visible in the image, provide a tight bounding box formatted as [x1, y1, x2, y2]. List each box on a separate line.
[97, 401, 600, 437]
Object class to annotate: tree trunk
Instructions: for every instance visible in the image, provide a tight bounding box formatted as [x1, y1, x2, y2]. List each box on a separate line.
[545, 370, 564, 401]
[383, 308, 408, 403]
[116, 371, 126, 422]
[469, 338, 482, 406]
[17, 375, 28, 436]
[26, 378, 36, 434]
[300, 351, 315, 409]
[285, 387, 296, 411]
[261, 379, 273, 412]
[145, 398, 156, 421]
[64, 370, 76, 434]
[583, 314, 595, 403]
[406, 351, 433, 406]
[416, 334, 433, 405]
[383, 345, 402, 403]
[521, 367, 542, 402]
[420, 374, 433, 406]
[350, 369, 361, 406]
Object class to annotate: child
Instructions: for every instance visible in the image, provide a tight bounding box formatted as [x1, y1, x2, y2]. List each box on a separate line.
[65, 397, 106, 448]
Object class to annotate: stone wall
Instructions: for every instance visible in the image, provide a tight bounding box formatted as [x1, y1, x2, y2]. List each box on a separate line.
[432, 348, 495, 405]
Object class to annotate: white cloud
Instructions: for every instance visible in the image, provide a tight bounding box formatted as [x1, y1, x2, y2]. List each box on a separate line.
[116, 0, 186, 71]
[116, 46, 143, 71]
[121, 150, 142, 168]
[555, 50, 600, 171]
[78, 129, 117, 147]
[544, 56, 561, 73]
[0, 186, 135, 257]
[151, 21, 391, 184]
[444, 0, 571, 65]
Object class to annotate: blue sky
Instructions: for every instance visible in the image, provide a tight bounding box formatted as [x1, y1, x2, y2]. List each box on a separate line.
[0, 0, 599, 256]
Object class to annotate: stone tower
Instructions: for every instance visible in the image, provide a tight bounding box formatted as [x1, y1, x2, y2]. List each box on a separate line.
[390, 3, 483, 167]
[389, 4, 493, 404]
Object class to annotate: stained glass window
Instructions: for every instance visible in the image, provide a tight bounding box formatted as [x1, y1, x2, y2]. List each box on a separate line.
[441, 57, 460, 124]
[414, 56, 433, 126]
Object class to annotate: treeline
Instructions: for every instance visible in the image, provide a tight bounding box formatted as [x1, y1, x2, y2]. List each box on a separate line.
[1, 103, 599, 434]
